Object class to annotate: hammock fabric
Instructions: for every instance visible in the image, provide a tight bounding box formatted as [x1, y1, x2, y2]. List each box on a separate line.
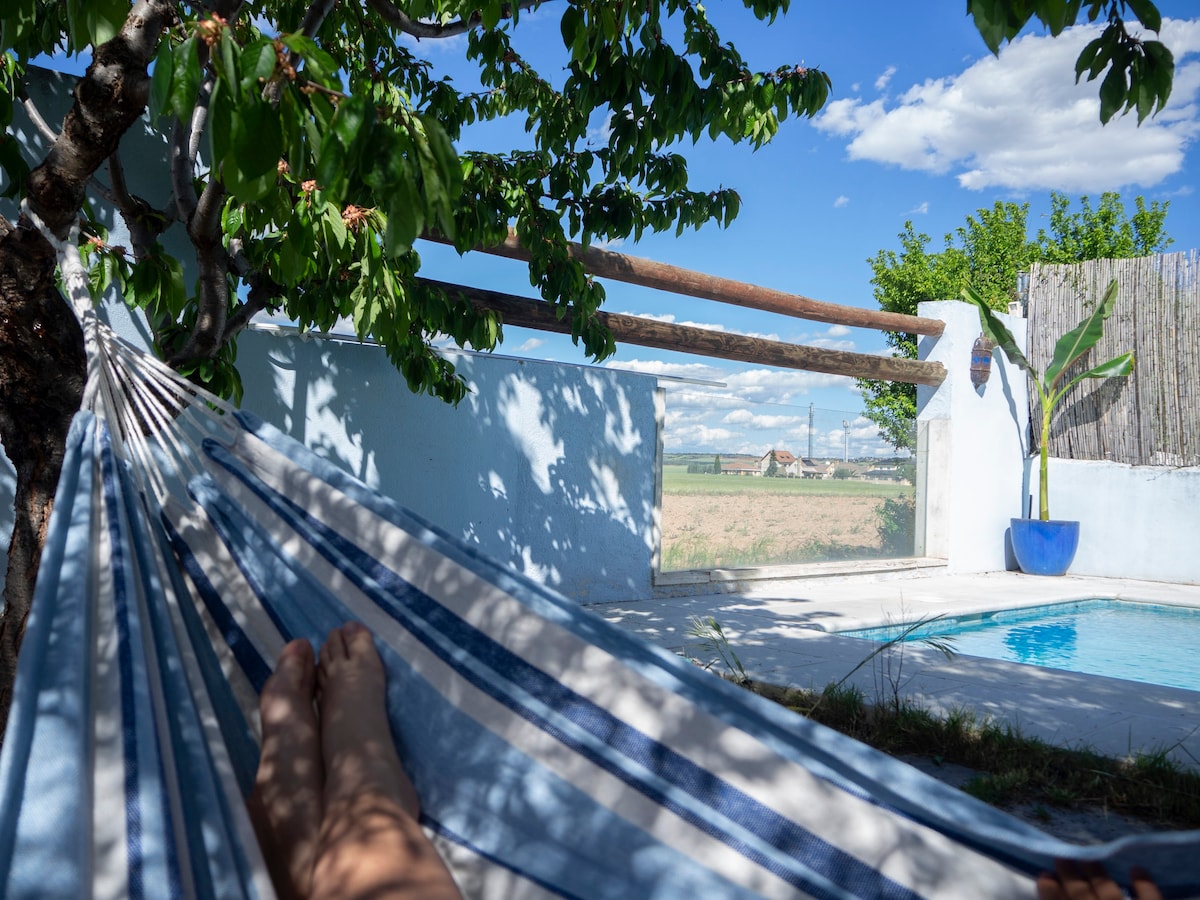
[0, 318, 1197, 900]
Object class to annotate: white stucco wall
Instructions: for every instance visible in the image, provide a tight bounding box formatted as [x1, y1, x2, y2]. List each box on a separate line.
[917, 300, 1029, 573]
[921, 298, 1200, 584]
[236, 329, 662, 602]
[1039, 458, 1200, 584]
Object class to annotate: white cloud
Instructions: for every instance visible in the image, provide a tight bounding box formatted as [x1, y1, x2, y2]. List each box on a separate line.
[514, 337, 546, 353]
[815, 18, 1200, 192]
[874, 65, 898, 91]
[833, 194, 850, 208]
[909, 201, 930, 214]
[827, 324, 851, 338]
[663, 423, 739, 450]
[721, 410, 803, 430]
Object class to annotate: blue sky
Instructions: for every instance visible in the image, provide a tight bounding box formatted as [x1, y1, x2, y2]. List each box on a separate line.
[411, 1, 1200, 460]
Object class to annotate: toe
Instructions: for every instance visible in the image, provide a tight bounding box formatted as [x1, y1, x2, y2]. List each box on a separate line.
[342, 621, 374, 658]
[276, 639, 316, 685]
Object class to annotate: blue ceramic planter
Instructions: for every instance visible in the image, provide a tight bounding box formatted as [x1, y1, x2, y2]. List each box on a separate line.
[1009, 518, 1080, 576]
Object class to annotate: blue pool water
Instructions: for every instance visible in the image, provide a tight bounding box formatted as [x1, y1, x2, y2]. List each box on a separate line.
[837, 599, 1200, 693]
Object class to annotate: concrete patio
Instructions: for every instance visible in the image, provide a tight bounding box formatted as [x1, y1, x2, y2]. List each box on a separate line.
[593, 571, 1200, 769]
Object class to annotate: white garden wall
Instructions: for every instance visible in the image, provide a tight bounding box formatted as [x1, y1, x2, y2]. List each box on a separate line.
[236, 329, 662, 602]
[919, 299, 1200, 585]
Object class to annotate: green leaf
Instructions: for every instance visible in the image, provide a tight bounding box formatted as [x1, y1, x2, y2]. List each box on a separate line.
[233, 100, 283, 180]
[322, 203, 348, 255]
[1125, 0, 1162, 33]
[223, 160, 274, 204]
[218, 29, 240, 89]
[1098, 61, 1127, 124]
[1045, 278, 1119, 389]
[960, 284, 1035, 376]
[0, 133, 30, 198]
[1074, 36, 1105, 82]
[242, 39, 278, 94]
[560, 5, 583, 50]
[87, 0, 127, 46]
[331, 94, 373, 150]
[170, 37, 201, 124]
[149, 40, 173, 119]
[1055, 352, 1135, 402]
[208, 80, 234, 170]
[281, 34, 338, 86]
[385, 176, 422, 257]
[316, 95, 373, 200]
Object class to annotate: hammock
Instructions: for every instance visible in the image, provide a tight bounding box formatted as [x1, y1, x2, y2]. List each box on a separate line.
[0, 315, 1197, 900]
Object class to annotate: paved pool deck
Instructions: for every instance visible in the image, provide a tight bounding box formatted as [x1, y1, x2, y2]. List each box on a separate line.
[592, 571, 1200, 770]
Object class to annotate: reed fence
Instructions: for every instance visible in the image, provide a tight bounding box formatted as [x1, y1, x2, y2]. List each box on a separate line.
[1027, 250, 1200, 467]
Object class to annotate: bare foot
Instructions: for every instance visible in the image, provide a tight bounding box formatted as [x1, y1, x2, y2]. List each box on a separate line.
[248, 639, 324, 900]
[311, 622, 460, 900]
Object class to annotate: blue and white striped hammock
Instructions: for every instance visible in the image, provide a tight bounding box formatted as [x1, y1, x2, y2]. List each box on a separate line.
[1, 317, 1197, 899]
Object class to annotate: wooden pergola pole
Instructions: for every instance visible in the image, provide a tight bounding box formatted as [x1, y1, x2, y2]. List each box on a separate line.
[424, 229, 945, 337]
[422, 279, 947, 387]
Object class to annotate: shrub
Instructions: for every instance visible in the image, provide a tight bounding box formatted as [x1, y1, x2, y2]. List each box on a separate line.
[877, 495, 916, 557]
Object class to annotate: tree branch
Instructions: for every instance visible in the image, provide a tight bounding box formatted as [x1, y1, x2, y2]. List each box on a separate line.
[107, 151, 165, 258]
[169, 72, 213, 223]
[363, 0, 543, 38]
[25, 0, 177, 237]
[299, 0, 340, 37]
[170, 175, 230, 362]
[15, 85, 59, 145]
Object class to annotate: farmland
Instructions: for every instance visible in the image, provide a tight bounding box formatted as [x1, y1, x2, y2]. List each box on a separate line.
[660, 465, 914, 570]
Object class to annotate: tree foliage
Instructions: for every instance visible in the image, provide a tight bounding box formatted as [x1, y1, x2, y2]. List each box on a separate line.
[0, 0, 833, 405]
[967, 0, 1174, 123]
[860, 192, 1171, 450]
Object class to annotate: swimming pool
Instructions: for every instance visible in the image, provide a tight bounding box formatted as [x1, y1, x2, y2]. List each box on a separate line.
[836, 599, 1200, 693]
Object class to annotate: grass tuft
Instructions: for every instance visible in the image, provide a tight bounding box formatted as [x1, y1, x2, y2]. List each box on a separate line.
[748, 681, 1200, 829]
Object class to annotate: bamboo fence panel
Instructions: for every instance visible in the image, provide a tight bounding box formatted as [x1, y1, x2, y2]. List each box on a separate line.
[1027, 251, 1200, 467]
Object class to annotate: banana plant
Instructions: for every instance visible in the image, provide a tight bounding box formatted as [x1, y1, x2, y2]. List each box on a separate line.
[961, 279, 1134, 521]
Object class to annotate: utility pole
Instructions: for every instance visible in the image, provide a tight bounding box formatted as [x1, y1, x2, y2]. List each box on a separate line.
[842, 420, 850, 462]
[808, 403, 814, 460]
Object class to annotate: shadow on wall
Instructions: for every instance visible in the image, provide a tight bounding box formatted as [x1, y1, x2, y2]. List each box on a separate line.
[237, 331, 659, 603]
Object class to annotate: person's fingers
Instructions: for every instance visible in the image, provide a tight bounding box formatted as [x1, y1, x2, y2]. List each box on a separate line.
[1079, 862, 1126, 900]
[1037, 870, 1067, 900]
[1044, 860, 1141, 900]
[1130, 867, 1163, 900]
[1049, 859, 1094, 900]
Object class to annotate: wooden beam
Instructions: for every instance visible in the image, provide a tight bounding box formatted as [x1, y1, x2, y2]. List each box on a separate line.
[424, 230, 945, 337]
[422, 279, 946, 387]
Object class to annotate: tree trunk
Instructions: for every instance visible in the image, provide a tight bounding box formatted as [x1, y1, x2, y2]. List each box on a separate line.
[0, 223, 86, 740]
[0, 0, 174, 745]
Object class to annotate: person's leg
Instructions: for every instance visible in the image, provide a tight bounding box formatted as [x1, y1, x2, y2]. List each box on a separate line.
[310, 621, 461, 900]
[248, 639, 325, 900]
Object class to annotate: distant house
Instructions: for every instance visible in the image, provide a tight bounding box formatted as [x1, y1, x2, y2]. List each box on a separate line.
[797, 457, 833, 479]
[721, 462, 761, 476]
[759, 449, 798, 477]
[862, 466, 906, 482]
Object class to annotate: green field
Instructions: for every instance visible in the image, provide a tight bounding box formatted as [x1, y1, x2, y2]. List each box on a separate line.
[661, 466, 911, 500]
